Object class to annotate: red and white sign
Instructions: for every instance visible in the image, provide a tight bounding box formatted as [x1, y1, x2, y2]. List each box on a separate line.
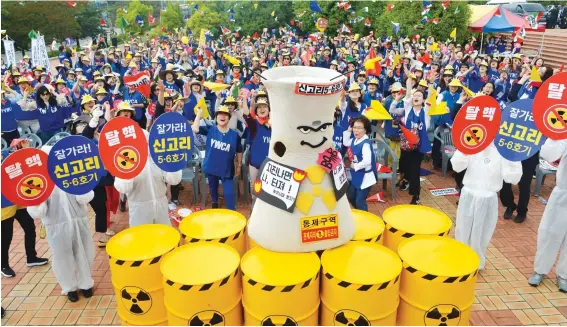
[1, 148, 55, 206]
[452, 95, 502, 154]
[99, 117, 148, 179]
[123, 71, 151, 98]
[533, 72, 567, 140]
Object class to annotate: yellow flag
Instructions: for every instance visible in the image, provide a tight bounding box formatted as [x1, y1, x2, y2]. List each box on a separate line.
[364, 100, 393, 121]
[450, 28, 457, 39]
[199, 29, 206, 47]
[392, 54, 401, 67]
[223, 53, 241, 66]
[194, 97, 209, 119]
[530, 65, 542, 82]
[428, 42, 439, 52]
[203, 82, 231, 92]
[271, 10, 275, 17]
[463, 85, 476, 97]
[364, 57, 381, 70]
[428, 101, 450, 116]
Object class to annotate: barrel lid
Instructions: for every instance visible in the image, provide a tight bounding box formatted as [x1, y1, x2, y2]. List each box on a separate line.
[352, 209, 385, 240]
[382, 205, 452, 235]
[161, 243, 240, 286]
[322, 242, 401, 285]
[398, 236, 480, 277]
[241, 247, 320, 286]
[106, 224, 180, 262]
[179, 209, 246, 239]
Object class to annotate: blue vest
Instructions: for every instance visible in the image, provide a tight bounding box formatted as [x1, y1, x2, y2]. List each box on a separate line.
[340, 101, 367, 129]
[350, 138, 377, 188]
[13, 89, 38, 121]
[384, 96, 403, 138]
[406, 108, 432, 154]
[37, 104, 68, 132]
[123, 90, 145, 121]
[203, 127, 238, 178]
[1, 100, 18, 132]
[333, 123, 345, 154]
[249, 121, 271, 169]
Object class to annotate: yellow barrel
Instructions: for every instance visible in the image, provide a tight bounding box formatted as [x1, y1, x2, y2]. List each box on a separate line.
[107, 225, 180, 326]
[382, 205, 452, 253]
[351, 209, 386, 244]
[321, 242, 402, 326]
[247, 237, 259, 251]
[179, 209, 247, 256]
[241, 247, 321, 326]
[161, 243, 242, 326]
[397, 236, 480, 326]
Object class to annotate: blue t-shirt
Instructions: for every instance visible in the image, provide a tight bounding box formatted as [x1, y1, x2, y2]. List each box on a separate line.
[1, 99, 18, 132]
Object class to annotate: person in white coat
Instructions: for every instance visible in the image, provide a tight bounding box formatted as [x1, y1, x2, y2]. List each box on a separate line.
[451, 143, 523, 269]
[114, 130, 182, 227]
[528, 139, 567, 292]
[27, 148, 96, 302]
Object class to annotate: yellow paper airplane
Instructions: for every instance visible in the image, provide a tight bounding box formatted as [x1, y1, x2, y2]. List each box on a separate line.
[364, 57, 381, 70]
[364, 100, 393, 121]
[353, 34, 360, 41]
[223, 53, 240, 66]
[203, 82, 230, 92]
[463, 85, 476, 97]
[530, 65, 542, 82]
[271, 10, 275, 17]
[428, 101, 450, 116]
[426, 87, 437, 106]
[194, 97, 209, 119]
[450, 27, 457, 39]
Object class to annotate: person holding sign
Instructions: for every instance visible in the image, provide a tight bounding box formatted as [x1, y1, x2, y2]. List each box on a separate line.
[27, 147, 96, 303]
[242, 98, 272, 203]
[528, 139, 567, 292]
[194, 105, 243, 210]
[342, 116, 377, 211]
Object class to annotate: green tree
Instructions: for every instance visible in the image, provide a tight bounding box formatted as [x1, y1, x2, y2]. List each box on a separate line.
[373, 1, 472, 43]
[186, 3, 222, 36]
[75, 2, 104, 38]
[114, 0, 153, 35]
[159, 2, 184, 31]
[2, 1, 81, 54]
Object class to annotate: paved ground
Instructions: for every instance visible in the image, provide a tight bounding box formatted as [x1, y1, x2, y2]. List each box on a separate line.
[1, 166, 566, 326]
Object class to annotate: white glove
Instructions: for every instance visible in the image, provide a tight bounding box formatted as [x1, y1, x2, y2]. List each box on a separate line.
[89, 107, 104, 128]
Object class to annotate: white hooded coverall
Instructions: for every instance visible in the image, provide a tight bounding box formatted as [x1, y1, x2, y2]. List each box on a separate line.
[451, 144, 523, 269]
[114, 131, 182, 227]
[27, 188, 95, 295]
[534, 139, 567, 278]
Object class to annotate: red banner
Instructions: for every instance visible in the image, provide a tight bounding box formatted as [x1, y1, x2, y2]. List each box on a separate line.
[123, 72, 151, 98]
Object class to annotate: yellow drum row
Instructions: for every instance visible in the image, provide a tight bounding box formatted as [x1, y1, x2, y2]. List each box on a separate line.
[106, 205, 479, 326]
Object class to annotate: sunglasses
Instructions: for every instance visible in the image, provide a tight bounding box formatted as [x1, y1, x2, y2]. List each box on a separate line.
[40, 93, 50, 96]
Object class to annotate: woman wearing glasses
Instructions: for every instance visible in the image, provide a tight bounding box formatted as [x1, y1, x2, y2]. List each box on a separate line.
[35, 85, 71, 143]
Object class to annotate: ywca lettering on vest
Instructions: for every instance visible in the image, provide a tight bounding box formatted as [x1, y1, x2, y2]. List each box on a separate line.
[38, 106, 58, 114]
[263, 136, 271, 143]
[1, 107, 12, 114]
[125, 99, 138, 104]
[211, 139, 231, 151]
[410, 121, 424, 130]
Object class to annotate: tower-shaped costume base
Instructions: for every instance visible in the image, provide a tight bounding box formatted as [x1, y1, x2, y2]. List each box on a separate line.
[247, 66, 355, 252]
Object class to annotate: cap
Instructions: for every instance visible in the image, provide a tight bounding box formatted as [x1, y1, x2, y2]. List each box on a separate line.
[348, 83, 361, 92]
[81, 95, 95, 105]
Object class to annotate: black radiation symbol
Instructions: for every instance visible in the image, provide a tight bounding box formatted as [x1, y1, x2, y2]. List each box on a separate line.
[115, 148, 138, 171]
[464, 126, 484, 146]
[19, 176, 44, 198]
[120, 286, 152, 315]
[334, 309, 370, 326]
[189, 310, 225, 326]
[546, 107, 567, 131]
[424, 305, 461, 326]
[261, 315, 298, 326]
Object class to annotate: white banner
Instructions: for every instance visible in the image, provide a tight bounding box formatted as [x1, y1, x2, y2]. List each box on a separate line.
[37, 35, 50, 70]
[31, 35, 50, 70]
[2, 40, 16, 68]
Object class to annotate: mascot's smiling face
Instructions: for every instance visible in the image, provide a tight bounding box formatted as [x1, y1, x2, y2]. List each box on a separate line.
[297, 122, 332, 148]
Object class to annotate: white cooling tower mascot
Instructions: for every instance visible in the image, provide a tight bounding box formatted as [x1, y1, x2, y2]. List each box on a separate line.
[247, 66, 355, 252]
